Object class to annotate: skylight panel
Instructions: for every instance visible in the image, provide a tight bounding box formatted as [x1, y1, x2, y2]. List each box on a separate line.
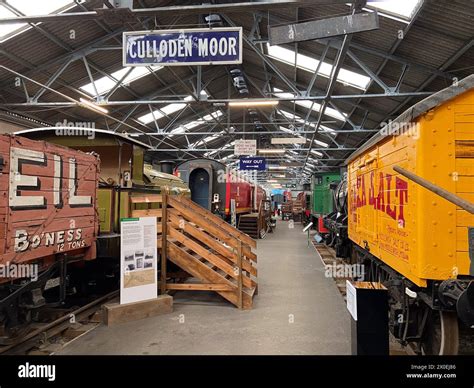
[137, 100, 190, 125]
[0, 1, 85, 43]
[279, 125, 310, 143]
[279, 109, 314, 128]
[314, 139, 329, 148]
[279, 125, 294, 134]
[80, 66, 162, 96]
[182, 121, 201, 130]
[0, 6, 24, 40]
[368, 0, 421, 19]
[138, 95, 197, 125]
[202, 110, 223, 121]
[170, 109, 222, 135]
[321, 126, 336, 133]
[205, 141, 235, 157]
[161, 102, 187, 115]
[274, 90, 346, 121]
[267, 44, 370, 90]
[278, 110, 333, 133]
[9, 0, 76, 15]
[296, 99, 346, 121]
[202, 134, 221, 143]
[189, 130, 225, 148]
[138, 110, 164, 125]
[311, 149, 323, 157]
[170, 126, 186, 134]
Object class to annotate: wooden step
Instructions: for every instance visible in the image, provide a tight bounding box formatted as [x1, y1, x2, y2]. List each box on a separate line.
[246, 286, 257, 298]
[167, 242, 254, 309]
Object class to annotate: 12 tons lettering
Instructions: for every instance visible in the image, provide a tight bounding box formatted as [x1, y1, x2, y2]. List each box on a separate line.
[9, 147, 91, 209]
[15, 229, 84, 252]
[351, 172, 408, 227]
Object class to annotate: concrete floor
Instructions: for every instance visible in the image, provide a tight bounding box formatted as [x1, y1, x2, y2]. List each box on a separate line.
[58, 220, 351, 355]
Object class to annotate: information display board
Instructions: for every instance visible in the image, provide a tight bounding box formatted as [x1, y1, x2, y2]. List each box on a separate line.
[234, 139, 257, 156]
[120, 217, 158, 304]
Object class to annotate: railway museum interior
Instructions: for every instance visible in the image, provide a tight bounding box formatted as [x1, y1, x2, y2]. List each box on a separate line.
[0, 0, 473, 384]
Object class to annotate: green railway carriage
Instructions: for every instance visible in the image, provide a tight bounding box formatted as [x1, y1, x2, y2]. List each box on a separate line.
[310, 172, 341, 232]
[311, 173, 341, 216]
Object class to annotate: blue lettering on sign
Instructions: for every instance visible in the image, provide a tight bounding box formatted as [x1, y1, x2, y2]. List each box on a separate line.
[239, 157, 266, 171]
[124, 28, 242, 66]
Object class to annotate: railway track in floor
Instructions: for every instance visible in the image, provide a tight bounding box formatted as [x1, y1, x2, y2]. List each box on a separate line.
[311, 241, 351, 300]
[0, 290, 119, 355]
[310, 238, 413, 355]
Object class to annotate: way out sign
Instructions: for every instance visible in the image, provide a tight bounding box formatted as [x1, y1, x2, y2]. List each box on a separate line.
[240, 157, 266, 171]
[123, 27, 242, 66]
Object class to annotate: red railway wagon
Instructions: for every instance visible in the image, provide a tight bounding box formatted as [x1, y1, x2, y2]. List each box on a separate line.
[255, 185, 266, 212]
[175, 158, 266, 218]
[0, 134, 99, 333]
[296, 191, 312, 223]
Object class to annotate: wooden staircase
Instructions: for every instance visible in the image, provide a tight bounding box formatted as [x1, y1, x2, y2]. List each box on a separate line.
[237, 213, 259, 238]
[130, 194, 258, 309]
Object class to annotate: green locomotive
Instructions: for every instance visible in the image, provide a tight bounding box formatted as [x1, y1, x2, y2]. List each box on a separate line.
[310, 172, 341, 233]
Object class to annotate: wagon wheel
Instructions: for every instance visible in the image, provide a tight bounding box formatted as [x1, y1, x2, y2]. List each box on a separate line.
[421, 311, 459, 355]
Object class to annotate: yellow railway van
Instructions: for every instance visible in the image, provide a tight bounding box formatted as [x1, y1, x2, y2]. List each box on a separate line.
[348, 84, 474, 287]
[329, 75, 474, 355]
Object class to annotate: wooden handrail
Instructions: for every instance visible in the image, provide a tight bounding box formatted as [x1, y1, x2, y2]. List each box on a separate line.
[130, 193, 258, 309]
[171, 195, 257, 248]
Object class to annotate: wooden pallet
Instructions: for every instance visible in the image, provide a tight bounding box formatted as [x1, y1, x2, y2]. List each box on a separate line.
[130, 194, 257, 309]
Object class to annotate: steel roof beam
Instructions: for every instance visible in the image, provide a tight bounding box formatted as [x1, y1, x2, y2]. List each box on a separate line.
[31, 59, 73, 102]
[269, 11, 379, 44]
[0, 1, 354, 24]
[346, 50, 391, 93]
[0, 65, 197, 157]
[148, 147, 356, 152]
[0, 90, 434, 108]
[257, 11, 454, 81]
[340, 2, 426, 137]
[127, 130, 377, 135]
[301, 7, 355, 176]
[244, 71, 391, 118]
[224, 14, 301, 96]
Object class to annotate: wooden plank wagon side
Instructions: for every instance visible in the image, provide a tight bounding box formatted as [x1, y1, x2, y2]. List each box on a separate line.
[0, 134, 100, 337]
